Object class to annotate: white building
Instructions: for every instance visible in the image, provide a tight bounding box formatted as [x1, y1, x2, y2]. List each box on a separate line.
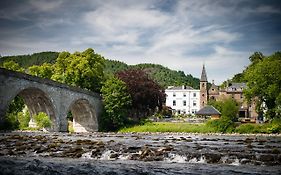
[165, 85, 200, 115]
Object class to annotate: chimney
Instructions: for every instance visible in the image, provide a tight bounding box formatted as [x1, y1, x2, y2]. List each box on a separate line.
[182, 85, 186, 89]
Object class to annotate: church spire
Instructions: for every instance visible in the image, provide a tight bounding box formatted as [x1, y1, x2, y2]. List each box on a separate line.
[200, 64, 207, 82]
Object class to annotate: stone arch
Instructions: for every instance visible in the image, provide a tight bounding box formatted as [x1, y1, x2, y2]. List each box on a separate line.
[68, 98, 98, 132]
[14, 87, 56, 130]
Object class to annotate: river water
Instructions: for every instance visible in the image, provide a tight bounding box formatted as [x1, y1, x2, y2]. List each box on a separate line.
[0, 132, 281, 174]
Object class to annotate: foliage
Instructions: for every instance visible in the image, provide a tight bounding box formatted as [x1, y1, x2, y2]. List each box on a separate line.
[33, 112, 52, 129]
[235, 123, 266, 134]
[0, 112, 19, 130]
[206, 117, 236, 133]
[0, 52, 59, 68]
[209, 98, 239, 121]
[266, 118, 281, 133]
[1, 60, 25, 72]
[244, 52, 281, 119]
[28, 63, 54, 79]
[101, 76, 132, 131]
[1, 51, 201, 89]
[17, 109, 31, 129]
[132, 64, 200, 89]
[104, 59, 129, 76]
[52, 48, 105, 92]
[116, 69, 166, 120]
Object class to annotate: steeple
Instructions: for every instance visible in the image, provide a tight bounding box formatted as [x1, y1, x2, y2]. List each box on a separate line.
[200, 64, 207, 82]
[200, 64, 208, 109]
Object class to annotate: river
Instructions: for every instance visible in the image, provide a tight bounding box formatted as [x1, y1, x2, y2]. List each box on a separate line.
[0, 132, 281, 174]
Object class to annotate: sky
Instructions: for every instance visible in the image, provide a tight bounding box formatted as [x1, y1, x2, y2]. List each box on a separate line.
[0, 0, 281, 84]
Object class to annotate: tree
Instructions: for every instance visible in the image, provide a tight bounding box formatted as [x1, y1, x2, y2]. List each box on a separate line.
[209, 98, 239, 121]
[28, 63, 54, 79]
[101, 76, 132, 130]
[116, 69, 166, 120]
[52, 48, 105, 92]
[33, 112, 52, 129]
[2, 60, 24, 72]
[244, 52, 281, 119]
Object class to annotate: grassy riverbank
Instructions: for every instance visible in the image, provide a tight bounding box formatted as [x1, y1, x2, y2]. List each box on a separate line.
[119, 121, 281, 134]
[120, 122, 215, 133]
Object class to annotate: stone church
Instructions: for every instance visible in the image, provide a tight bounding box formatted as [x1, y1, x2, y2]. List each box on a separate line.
[199, 65, 258, 122]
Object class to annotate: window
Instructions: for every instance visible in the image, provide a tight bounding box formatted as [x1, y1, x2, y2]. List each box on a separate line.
[183, 100, 186, 106]
[202, 83, 205, 87]
[192, 109, 197, 114]
[183, 93, 186, 97]
[173, 92, 176, 97]
[193, 101, 196, 106]
[173, 100, 176, 106]
[202, 94, 205, 97]
[193, 93, 196, 97]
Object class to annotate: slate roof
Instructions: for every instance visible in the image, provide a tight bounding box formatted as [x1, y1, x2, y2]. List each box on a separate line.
[226, 82, 246, 92]
[200, 64, 207, 82]
[196, 105, 221, 115]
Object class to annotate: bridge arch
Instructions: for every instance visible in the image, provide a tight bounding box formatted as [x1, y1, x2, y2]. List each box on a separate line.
[7, 87, 56, 131]
[67, 98, 98, 132]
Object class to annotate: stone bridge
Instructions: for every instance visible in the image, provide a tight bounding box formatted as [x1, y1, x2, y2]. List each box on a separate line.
[0, 68, 102, 132]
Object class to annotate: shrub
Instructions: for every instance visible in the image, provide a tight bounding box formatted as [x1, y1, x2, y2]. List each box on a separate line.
[235, 124, 266, 134]
[206, 116, 235, 133]
[33, 112, 52, 129]
[267, 118, 281, 133]
[0, 112, 19, 130]
[18, 110, 30, 129]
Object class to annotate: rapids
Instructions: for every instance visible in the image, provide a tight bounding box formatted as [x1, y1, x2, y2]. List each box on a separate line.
[0, 132, 281, 174]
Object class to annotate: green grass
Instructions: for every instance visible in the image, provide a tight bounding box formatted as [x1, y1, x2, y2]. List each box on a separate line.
[119, 122, 216, 133]
[119, 120, 281, 134]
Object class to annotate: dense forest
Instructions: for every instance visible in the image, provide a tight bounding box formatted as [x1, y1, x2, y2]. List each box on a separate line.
[1, 52, 200, 89]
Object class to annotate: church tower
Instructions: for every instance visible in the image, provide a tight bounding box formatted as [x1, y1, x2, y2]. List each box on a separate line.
[200, 64, 208, 108]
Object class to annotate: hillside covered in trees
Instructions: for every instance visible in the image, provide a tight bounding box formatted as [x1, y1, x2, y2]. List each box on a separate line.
[1, 51, 200, 89]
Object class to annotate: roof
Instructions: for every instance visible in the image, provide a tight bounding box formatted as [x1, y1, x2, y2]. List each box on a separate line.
[196, 105, 221, 115]
[166, 85, 194, 90]
[228, 83, 246, 88]
[200, 64, 207, 82]
[226, 82, 246, 92]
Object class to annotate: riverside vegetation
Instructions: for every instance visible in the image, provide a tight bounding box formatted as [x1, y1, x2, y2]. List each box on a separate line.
[0, 49, 281, 133]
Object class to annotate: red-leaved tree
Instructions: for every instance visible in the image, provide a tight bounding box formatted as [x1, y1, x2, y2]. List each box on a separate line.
[116, 69, 165, 120]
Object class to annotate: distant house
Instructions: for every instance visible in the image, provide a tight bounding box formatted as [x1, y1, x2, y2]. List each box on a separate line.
[196, 105, 221, 120]
[165, 85, 200, 115]
[199, 64, 258, 122]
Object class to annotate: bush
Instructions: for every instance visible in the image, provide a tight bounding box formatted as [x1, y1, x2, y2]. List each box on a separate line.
[267, 118, 281, 133]
[235, 124, 266, 134]
[206, 117, 235, 133]
[0, 112, 19, 130]
[18, 110, 30, 129]
[33, 112, 52, 129]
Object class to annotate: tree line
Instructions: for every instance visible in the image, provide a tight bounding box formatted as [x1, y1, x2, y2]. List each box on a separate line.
[0, 48, 166, 131]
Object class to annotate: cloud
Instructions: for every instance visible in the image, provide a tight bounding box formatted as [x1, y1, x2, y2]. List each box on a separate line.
[0, 0, 280, 84]
[28, 0, 63, 12]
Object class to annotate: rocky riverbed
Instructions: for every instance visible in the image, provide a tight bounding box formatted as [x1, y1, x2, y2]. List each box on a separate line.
[0, 132, 281, 174]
